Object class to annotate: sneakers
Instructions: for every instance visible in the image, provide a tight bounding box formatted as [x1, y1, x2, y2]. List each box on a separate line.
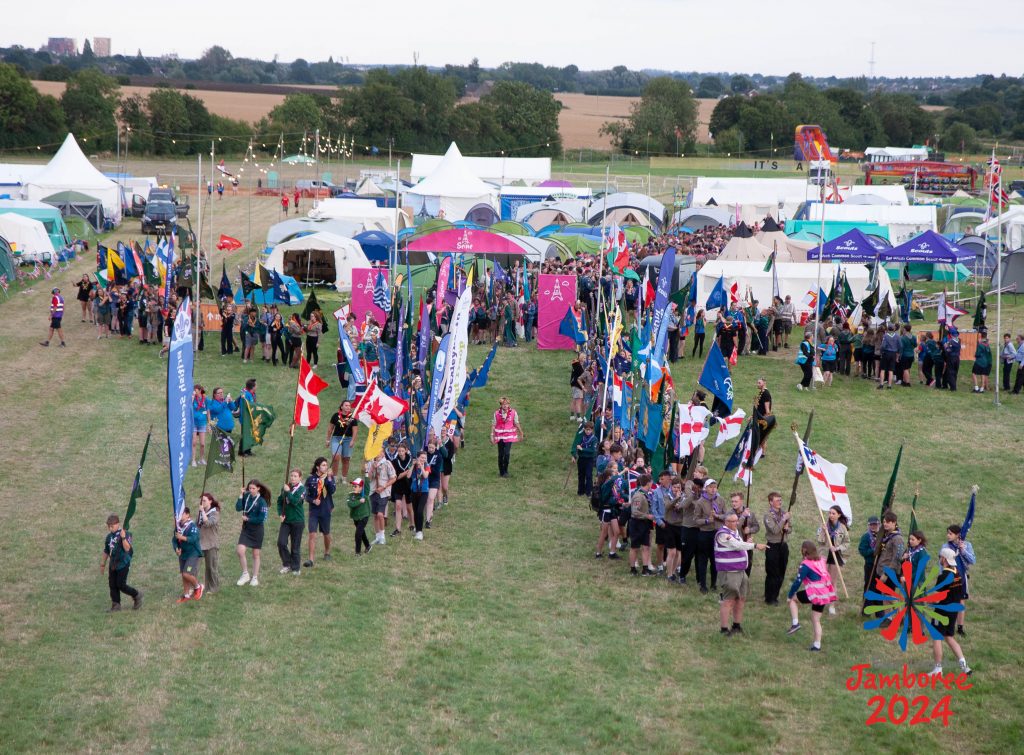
[414, 532, 424, 541]
[608, 552, 620, 560]
[291, 569, 300, 575]
[132, 591, 143, 610]
[808, 645, 821, 652]
[641, 566, 654, 577]
[59, 342, 66, 347]
[595, 553, 604, 559]
[787, 623, 802, 635]
[630, 566, 639, 576]
[700, 586, 709, 595]
[303, 560, 314, 568]
[667, 574, 677, 583]
[730, 623, 743, 634]
[796, 384, 803, 391]
[956, 626, 966, 638]
[720, 627, 732, 637]
[323, 553, 333, 561]
[959, 658, 972, 675]
[237, 572, 251, 586]
[250, 577, 259, 587]
[279, 566, 291, 574]
[828, 605, 837, 615]
[176, 595, 191, 604]
[425, 521, 431, 529]
[193, 584, 204, 601]
[931, 665, 943, 675]
[39, 341, 49, 347]
[365, 544, 373, 555]
[391, 529, 401, 537]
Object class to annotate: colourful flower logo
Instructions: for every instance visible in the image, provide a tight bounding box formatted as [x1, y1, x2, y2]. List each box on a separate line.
[863, 552, 964, 651]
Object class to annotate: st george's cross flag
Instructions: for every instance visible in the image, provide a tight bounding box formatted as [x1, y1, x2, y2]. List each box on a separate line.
[795, 433, 853, 524]
[714, 408, 746, 447]
[675, 402, 711, 458]
[293, 357, 330, 429]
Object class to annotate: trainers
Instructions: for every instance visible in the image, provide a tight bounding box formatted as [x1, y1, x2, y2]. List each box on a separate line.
[808, 645, 821, 652]
[249, 577, 259, 587]
[657, 565, 665, 573]
[323, 553, 333, 561]
[796, 384, 803, 391]
[39, 341, 49, 347]
[425, 521, 431, 529]
[720, 627, 732, 637]
[959, 659, 972, 674]
[608, 552, 620, 560]
[630, 566, 639, 576]
[193, 584, 204, 601]
[595, 553, 604, 559]
[731, 623, 743, 634]
[415, 532, 424, 541]
[236, 572, 251, 586]
[59, 342, 66, 347]
[391, 529, 401, 537]
[641, 567, 654, 576]
[667, 574, 677, 583]
[828, 605, 836, 615]
[279, 566, 291, 574]
[291, 569, 300, 575]
[700, 586, 709, 595]
[787, 623, 802, 635]
[931, 665, 943, 675]
[956, 626, 966, 638]
[132, 591, 143, 610]
[365, 544, 373, 555]
[175, 595, 190, 604]
[303, 560, 314, 568]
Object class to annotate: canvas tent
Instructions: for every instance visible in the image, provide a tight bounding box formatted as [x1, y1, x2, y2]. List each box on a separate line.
[264, 232, 370, 292]
[803, 203, 935, 244]
[307, 198, 411, 234]
[411, 153, 550, 184]
[42, 190, 104, 231]
[671, 206, 734, 230]
[696, 260, 870, 315]
[717, 223, 789, 262]
[404, 143, 498, 221]
[515, 200, 587, 230]
[0, 212, 56, 262]
[756, 216, 814, 261]
[587, 192, 665, 230]
[23, 134, 122, 224]
[0, 234, 16, 281]
[997, 249, 1024, 293]
[266, 217, 363, 248]
[975, 207, 1024, 251]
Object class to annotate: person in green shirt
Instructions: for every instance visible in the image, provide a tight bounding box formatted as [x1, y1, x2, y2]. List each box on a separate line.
[276, 469, 306, 574]
[899, 324, 918, 386]
[173, 508, 204, 603]
[346, 478, 373, 555]
[972, 331, 992, 393]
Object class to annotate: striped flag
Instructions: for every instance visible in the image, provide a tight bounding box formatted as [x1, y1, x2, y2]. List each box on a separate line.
[372, 269, 392, 314]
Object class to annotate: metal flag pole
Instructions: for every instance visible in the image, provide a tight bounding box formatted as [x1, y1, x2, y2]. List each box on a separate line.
[994, 151, 1004, 407]
[193, 152, 203, 351]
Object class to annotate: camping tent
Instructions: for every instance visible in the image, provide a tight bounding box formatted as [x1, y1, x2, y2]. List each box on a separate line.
[878, 231, 975, 264]
[0, 212, 56, 262]
[23, 134, 122, 224]
[411, 153, 550, 184]
[637, 253, 697, 292]
[404, 143, 498, 221]
[0, 233, 16, 281]
[975, 206, 1024, 250]
[0, 199, 71, 251]
[516, 200, 586, 230]
[717, 223, 788, 262]
[266, 217, 363, 248]
[756, 216, 814, 261]
[264, 232, 370, 292]
[997, 248, 1024, 293]
[352, 230, 394, 263]
[957, 235, 999, 278]
[465, 202, 500, 227]
[282, 154, 316, 165]
[670, 206, 734, 230]
[943, 208, 987, 237]
[307, 198, 410, 234]
[696, 260, 870, 315]
[234, 271, 305, 306]
[803, 203, 935, 244]
[806, 228, 890, 262]
[42, 190, 104, 231]
[586, 192, 666, 230]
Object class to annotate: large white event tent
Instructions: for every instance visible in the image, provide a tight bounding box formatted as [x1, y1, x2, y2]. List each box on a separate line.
[976, 207, 1024, 251]
[803, 203, 936, 244]
[264, 232, 370, 292]
[307, 198, 410, 234]
[410, 152, 550, 184]
[404, 143, 498, 220]
[23, 134, 122, 224]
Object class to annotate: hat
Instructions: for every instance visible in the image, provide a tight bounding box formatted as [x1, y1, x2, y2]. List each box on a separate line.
[350, 477, 364, 489]
[949, 327, 959, 336]
[704, 478, 718, 487]
[867, 516, 880, 525]
[939, 546, 957, 565]
[51, 287, 60, 294]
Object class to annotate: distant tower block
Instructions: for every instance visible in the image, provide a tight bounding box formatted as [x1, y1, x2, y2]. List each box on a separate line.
[93, 37, 111, 57]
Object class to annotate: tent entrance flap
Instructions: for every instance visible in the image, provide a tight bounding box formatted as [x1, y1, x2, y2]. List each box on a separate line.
[283, 249, 337, 286]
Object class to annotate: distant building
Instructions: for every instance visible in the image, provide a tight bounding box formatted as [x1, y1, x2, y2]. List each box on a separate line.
[93, 37, 111, 57]
[46, 37, 77, 57]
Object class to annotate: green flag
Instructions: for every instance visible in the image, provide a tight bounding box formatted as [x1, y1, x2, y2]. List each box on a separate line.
[123, 429, 152, 530]
[880, 444, 902, 518]
[973, 291, 987, 328]
[668, 281, 691, 310]
[908, 490, 919, 534]
[302, 289, 321, 320]
[143, 257, 161, 286]
[204, 427, 236, 482]
[762, 251, 775, 273]
[570, 422, 585, 458]
[240, 398, 277, 453]
[239, 271, 257, 298]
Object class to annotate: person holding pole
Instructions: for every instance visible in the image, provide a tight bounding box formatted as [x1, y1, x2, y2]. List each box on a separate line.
[326, 401, 357, 480]
[276, 469, 305, 575]
[303, 457, 336, 568]
[816, 505, 850, 615]
[866, 511, 904, 626]
[763, 491, 791, 605]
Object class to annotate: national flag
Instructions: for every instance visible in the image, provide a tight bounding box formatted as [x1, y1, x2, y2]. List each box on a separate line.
[372, 269, 392, 315]
[294, 357, 330, 429]
[472, 342, 499, 388]
[239, 397, 277, 453]
[796, 434, 853, 524]
[216, 234, 243, 251]
[338, 318, 366, 385]
[668, 280, 691, 311]
[354, 378, 409, 427]
[729, 281, 740, 306]
[122, 429, 152, 530]
[239, 271, 257, 298]
[771, 251, 781, 301]
[363, 420, 393, 460]
[733, 427, 762, 488]
[643, 268, 656, 308]
[491, 259, 510, 286]
[204, 427, 236, 481]
[937, 292, 967, 325]
[606, 223, 629, 272]
[714, 408, 746, 447]
[763, 250, 776, 273]
[143, 256, 161, 286]
[271, 269, 293, 305]
[638, 388, 663, 452]
[880, 444, 902, 518]
[675, 402, 710, 458]
[705, 275, 727, 311]
[559, 307, 586, 345]
[416, 296, 431, 382]
[697, 340, 734, 411]
[800, 288, 818, 310]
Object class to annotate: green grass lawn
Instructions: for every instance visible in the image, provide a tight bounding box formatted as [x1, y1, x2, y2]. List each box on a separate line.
[1, 190, 1023, 752]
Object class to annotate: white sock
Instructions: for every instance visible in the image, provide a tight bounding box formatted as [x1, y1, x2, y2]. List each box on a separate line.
[792, 619, 799, 626]
[959, 657, 968, 668]
[812, 641, 821, 649]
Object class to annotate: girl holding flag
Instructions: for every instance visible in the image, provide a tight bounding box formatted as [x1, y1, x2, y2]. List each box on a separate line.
[815, 505, 849, 615]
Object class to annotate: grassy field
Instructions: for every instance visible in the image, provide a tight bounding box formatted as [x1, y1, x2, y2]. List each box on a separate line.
[1, 188, 1023, 752]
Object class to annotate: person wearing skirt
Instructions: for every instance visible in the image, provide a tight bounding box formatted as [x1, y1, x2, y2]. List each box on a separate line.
[236, 480, 270, 587]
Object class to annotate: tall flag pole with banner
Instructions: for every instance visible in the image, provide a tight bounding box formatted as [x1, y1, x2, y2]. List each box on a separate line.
[794, 432, 851, 597]
[426, 334, 451, 439]
[433, 273, 474, 438]
[286, 357, 329, 481]
[122, 427, 153, 530]
[167, 298, 194, 524]
[697, 340, 734, 411]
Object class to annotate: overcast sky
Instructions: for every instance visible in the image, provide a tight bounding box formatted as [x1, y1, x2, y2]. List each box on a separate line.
[4, 0, 1022, 79]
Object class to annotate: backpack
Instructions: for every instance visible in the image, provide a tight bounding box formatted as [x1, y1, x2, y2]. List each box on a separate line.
[590, 487, 603, 513]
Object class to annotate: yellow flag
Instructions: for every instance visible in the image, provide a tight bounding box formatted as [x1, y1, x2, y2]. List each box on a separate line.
[608, 308, 623, 359]
[253, 264, 263, 288]
[363, 420, 393, 460]
[107, 248, 125, 280]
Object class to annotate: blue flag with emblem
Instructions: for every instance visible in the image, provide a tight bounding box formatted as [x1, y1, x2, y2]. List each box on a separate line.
[338, 320, 365, 384]
[271, 269, 292, 305]
[705, 274, 727, 311]
[558, 307, 586, 345]
[373, 269, 392, 314]
[473, 341, 499, 388]
[698, 340, 733, 411]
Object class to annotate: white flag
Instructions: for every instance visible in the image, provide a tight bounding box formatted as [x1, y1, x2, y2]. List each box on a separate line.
[714, 408, 746, 447]
[795, 433, 853, 524]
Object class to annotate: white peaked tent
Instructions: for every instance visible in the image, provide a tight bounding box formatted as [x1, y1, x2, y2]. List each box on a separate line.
[264, 232, 369, 292]
[0, 212, 57, 261]
[717, 223, 790, 262]
[24, 134, 122, 224]
[756, 216, 813, 262]
[404, 143, 498, 220]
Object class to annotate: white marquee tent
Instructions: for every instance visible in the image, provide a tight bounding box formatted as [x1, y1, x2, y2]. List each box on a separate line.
[404, 143, 498, 221]
[307, 198, 411, 234]
[264, 231, 370, 292]
[410, 152, 550, 184]
[23, 134, 122, 224]
[803, 203, 936, 244]
[0, 212, 57, 261]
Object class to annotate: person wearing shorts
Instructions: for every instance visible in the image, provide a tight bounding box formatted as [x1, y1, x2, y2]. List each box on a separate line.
[173, 508, 204, 603]
[389, 443, 413, 536]
[327, 402, 357, 479]
[41, 287, 66, 347]
[714, 512, 766, 636]
[627, 475, 656, 576]
[786, 541, 836, 651]
[365, 450, 396, 546]
[662, 477, 686, 583]
[304, 457, 336, 568]
[930, 547, 972, 675]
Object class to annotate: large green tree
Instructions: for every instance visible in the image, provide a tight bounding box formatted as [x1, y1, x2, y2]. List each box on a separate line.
[0, 63, 65, 149]
[482, 81, 561, 157]
[147, 89, 190, 155]
[60, 69, 120, 150]
[601, 76, 697, 155]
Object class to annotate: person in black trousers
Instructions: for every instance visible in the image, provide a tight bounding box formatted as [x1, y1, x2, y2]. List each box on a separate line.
[220, 302, 236, 355]
[762, 492, 791, 604]
[691, 310, 706, 358]
[101, 514, 141, 612]
[276, 470, 305, 574]
[573, 421, 598, 496]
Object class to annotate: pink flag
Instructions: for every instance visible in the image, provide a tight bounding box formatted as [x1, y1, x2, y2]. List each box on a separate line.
[536, 274, 577, 350]
[351, 267, 387, 329]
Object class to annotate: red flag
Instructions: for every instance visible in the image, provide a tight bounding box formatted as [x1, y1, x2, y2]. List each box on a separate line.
[729, 282, 740, 305]
[644, 278, 656, 308]
[294, 357, 330, 429]
[354, 378, 409, 427]
[216, 234, 243, 251]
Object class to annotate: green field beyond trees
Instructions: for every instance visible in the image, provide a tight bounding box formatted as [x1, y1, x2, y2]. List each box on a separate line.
[0, 226, 1022, 751]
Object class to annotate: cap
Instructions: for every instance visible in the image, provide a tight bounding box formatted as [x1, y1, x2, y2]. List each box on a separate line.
[867, 516, 880, 525]
[704, 478, 718, 487]
[939, 546, 957, 565]
[51, 287, 60, 294]
[350, 477, 363, 488]
[949, 327, 959, 336]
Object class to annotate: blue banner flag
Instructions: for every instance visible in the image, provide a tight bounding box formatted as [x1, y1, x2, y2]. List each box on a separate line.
[698, 340, 734, 411]
[651, 246, 676, 337]
[167, 298, 194, 522]
[338, 320, 365, 385]
[426, 333, 451, 436]
[559, 307, 586, 345]
[705, 274, 727, 311]
[960, 489, 976, 541]
[473, 341, 499, 388]
[416, 297, 431, 384]
[373, 269, 392, 314]
[271, 269, 293, 305]
[218, 262, 233, 300]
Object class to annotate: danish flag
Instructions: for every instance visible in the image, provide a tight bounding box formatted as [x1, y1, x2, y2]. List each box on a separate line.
[795, 434, 853, 524]
[294, 357, 330, 429]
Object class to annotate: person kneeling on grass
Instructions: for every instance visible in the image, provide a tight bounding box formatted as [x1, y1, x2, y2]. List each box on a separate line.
[101, 514, 141, 612]
[786, 541, 836, 651]
[347, 478, 373, 555]
[715, 512, 768, 636]
[173, 508, 204, 603]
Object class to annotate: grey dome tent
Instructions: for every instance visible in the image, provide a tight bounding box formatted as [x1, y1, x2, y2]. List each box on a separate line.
[957, 235, 999, 279]
[42, 190, 104, 232]
[997, 248, 1024, 293]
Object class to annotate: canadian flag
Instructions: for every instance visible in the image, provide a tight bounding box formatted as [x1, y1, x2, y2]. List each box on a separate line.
[795, 434, 853, 524]
[354, 378, 409, 427]
[294, 357, 330, 429]
[714, 408, 746, 447]
[675, 402, 710, 458]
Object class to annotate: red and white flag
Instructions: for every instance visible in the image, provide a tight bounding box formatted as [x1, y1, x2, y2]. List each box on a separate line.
[795, 434, 852, 524]
[734, 429, 762, 487]
[216, 234, 243, 251]
[714, 408, 746, 447]
[675, 403, 710, 458]
[354, 378, 409, 427]
[294, 357, 330, 429]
